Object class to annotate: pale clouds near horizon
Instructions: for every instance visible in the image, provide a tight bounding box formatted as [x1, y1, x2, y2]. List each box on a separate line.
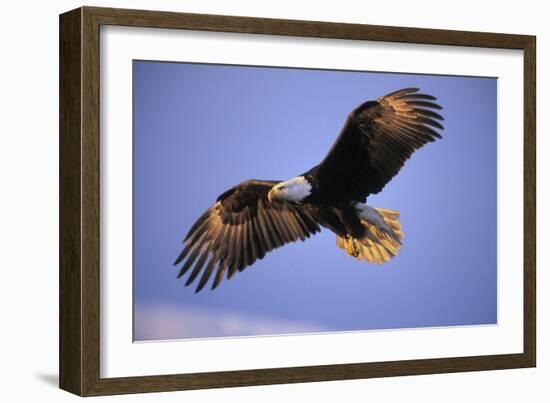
[134, 303, 331, 341]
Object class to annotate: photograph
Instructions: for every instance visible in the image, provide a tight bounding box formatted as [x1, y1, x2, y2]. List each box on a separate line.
[132, 60, 497, 342]
[55, 4, 537, 398]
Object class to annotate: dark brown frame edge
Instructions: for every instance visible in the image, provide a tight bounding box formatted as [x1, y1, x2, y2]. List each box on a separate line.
[59, 6, 536, 397]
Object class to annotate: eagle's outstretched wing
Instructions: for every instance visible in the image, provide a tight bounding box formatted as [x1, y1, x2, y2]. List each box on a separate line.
[313, 88, 444, 202]
[174, 180, 321, 292]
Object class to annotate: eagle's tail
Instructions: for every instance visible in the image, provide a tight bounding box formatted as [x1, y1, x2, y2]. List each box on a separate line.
[336, 207, 403, 264]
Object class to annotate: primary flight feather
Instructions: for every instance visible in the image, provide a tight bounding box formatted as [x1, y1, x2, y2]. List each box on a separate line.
[174, 88, 444, 292]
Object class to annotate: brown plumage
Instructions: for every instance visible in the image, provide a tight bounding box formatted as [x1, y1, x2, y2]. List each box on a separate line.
[175, 88, 444, 292]
[174, 180, 321, 292]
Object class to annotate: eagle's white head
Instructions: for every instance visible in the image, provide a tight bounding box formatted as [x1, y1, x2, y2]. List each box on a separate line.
[268, 176, 312, 203]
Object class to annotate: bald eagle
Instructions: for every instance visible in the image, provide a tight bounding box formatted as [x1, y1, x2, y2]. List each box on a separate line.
[174, 88, 444, 292]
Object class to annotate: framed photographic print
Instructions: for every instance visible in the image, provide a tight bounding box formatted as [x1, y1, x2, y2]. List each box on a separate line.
[59, 6, 536, 396]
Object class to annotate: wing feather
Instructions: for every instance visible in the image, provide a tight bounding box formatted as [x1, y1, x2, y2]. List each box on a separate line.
[229, 213, 244, 278]
[176, 231, 208, 278]
[196, 254, 218, 293]
[256, 201, 275, 250]
[285, 207, 306, 241]
[263, 206, 286, 245]
[185, 243, 210, 286]
[212, 258, 229, 290]
[174, 180, 320, 291]
[241, 212, 252, 270]
[251, 215, 268, 259]
[314, 88, 444, 200]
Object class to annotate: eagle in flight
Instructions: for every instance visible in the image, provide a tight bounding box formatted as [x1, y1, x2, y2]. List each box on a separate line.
[174, 88, 444, 292]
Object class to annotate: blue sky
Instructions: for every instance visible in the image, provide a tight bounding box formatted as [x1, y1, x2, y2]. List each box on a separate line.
[133, 60, 497, 341]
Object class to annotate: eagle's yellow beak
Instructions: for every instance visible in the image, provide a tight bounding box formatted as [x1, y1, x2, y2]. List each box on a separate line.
[267, 188, 275, 203]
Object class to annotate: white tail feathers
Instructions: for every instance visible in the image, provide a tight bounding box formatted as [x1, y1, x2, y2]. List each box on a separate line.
[336, 207, 403, 264]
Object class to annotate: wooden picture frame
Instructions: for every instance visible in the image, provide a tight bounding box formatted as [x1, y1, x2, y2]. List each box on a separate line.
[59, 6, 536, 396]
